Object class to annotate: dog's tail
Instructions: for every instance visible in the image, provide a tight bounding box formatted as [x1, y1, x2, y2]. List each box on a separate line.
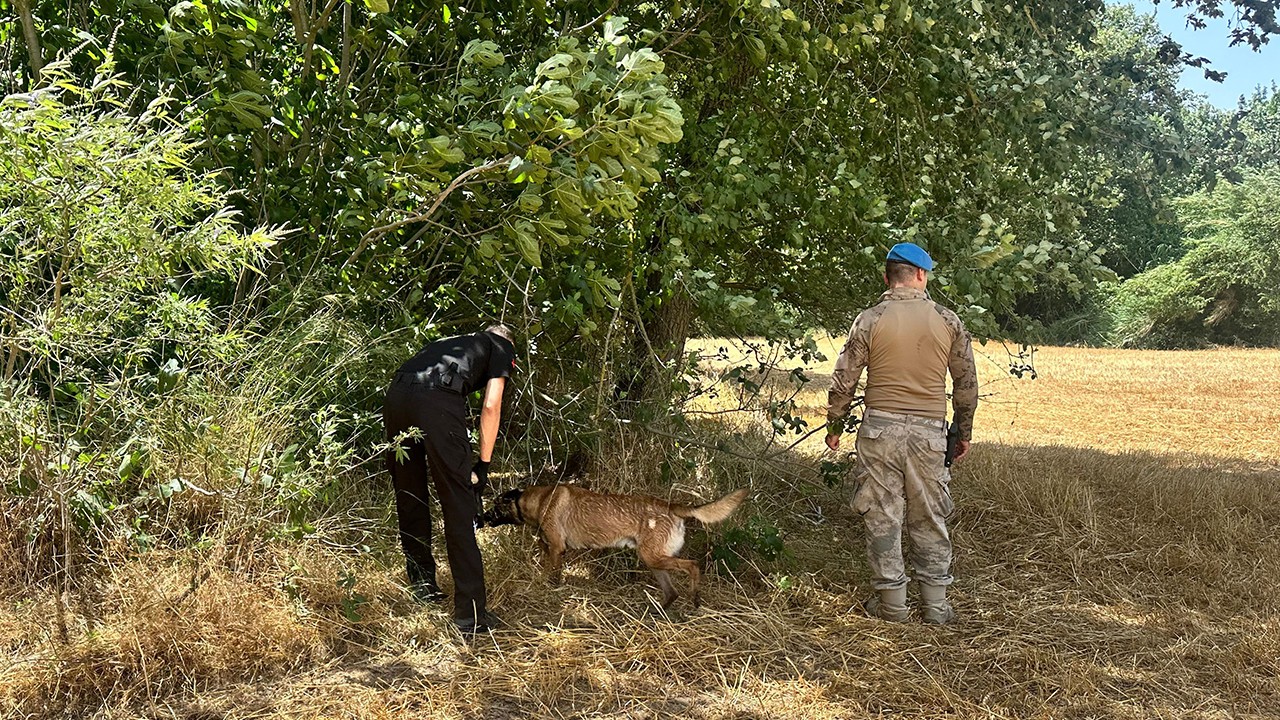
[676, 489, 750, 524]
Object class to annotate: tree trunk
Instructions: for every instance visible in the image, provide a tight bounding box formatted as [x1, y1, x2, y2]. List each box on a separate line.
[608, 48, 757, 420]
[15, 0, 43, 81]
[615, 277, 696, 419]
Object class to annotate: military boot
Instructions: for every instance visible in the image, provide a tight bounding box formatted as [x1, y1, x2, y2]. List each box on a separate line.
[861, 587, 910, 622]
[406, 559, 447, 603]
[919, 583, 955, 625]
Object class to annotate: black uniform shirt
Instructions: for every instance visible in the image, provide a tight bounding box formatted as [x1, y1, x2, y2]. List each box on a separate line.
[396, 332, 516, 394]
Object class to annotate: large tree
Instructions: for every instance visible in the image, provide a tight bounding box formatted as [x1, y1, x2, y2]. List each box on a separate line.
[5, 0, 1279, 406]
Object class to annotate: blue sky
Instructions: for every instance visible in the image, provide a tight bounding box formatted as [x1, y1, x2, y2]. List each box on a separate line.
[1122, 0, 1280, 107]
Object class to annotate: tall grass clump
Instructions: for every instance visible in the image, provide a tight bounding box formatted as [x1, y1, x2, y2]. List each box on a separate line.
[0, 69, 405, 712]
[1, 66, 259, 569]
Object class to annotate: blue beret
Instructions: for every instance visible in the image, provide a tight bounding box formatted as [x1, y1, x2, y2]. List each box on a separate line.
[886, 242, 934, 271]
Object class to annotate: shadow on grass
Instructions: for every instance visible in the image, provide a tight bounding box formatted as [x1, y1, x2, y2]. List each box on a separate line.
[294, 437, 1280, 719]
[7, 435, 1279, 719]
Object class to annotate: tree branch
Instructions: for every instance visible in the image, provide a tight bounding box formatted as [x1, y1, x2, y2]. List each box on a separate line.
[14, 0, 43, 81]
[342, 155, 514, 269]
[568, 0, 618, 34]
[338, 0, 353, 91]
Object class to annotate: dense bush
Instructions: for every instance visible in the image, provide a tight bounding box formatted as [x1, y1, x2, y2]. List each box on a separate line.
[1110, 170, 1280, 348]
[0, 74, 337, 574]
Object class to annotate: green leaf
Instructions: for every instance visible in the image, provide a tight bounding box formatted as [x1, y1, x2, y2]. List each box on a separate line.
[366, 0, 390, 14]
[603, 15, 629, 45]
[155, 477, 185, 500]
[157, 358, 185, 393]
[527, 145, 552, 164]
[509, 221, 542, 268]
[427, 135, 465, 163]
[620, 48, 663, 79]
[972, 243, 1015, 268]
[536, 53, 575, 80]
[553, 179, 585, 214]
[442, 4, 451, 23]
[517, 191, 544, 213]
[462, 40, 505, 68]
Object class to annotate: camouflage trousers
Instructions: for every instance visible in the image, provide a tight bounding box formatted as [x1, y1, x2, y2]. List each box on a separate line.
[851, 408, 955, 590]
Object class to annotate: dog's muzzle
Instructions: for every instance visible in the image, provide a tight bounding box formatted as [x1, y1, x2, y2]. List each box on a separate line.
[480, 489, 524, 527]
[481, 506, 517, 527]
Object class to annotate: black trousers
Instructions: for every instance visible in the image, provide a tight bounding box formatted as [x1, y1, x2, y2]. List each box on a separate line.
[383, 381, 486, 621]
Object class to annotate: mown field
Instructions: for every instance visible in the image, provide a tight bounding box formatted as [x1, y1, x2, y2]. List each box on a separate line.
[4, 344, 1280, 719]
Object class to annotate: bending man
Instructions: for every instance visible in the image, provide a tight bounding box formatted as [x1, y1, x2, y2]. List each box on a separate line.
[383, 324, 515, 634]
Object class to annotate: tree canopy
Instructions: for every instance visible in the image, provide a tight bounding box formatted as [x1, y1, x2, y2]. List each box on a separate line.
[10, 0, 1271, 353]
[3, 0, 1279, 527]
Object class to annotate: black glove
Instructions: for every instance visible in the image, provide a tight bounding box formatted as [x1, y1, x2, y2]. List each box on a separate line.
[471, 460, 490, 529]
[471, 460, 490, 494]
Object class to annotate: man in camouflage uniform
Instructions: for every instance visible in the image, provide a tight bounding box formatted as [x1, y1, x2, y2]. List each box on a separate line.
[825, 242, 978, 624]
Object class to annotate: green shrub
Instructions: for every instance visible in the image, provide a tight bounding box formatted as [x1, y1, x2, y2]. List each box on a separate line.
[0, 72, 293, 575]
[712, 515, 788, 571]
[1108, 170, 1280, 348]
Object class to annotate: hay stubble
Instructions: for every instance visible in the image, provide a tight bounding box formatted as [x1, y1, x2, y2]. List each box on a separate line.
[4, 344, 1279, 718]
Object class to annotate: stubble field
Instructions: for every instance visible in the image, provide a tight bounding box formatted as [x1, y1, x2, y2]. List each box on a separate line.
[3, 342, 1279, 719]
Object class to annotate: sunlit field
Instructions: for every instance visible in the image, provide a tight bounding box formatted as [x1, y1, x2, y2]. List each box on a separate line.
[5, 343, 1279, 719]
[690, 335, 1280, 463]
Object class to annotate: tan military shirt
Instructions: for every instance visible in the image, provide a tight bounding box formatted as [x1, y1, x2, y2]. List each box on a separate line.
[826, 287, 979, 440]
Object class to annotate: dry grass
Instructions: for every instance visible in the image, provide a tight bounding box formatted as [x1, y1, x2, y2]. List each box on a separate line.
[688, 335, 1280, 463]
[963, 344, 1280, 462]
[4, 343, 1280, 719]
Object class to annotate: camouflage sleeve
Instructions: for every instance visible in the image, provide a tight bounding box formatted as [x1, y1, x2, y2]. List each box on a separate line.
[945, 313, 979, 441]
[826, 314, 870, 433]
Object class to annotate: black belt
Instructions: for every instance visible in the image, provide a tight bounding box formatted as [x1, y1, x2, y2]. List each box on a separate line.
[392, 370, 464, 394]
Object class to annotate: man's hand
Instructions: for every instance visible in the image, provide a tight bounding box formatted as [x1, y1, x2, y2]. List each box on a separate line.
[471, 460, 490, 529]
[471, 460, 490, 493]
[825, 433, 841, 452]
[953, 440, 971, 463]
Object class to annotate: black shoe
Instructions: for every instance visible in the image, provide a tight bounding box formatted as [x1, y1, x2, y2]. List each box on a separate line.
[454, 611, 502, 635]
[410, 582, 448, 604]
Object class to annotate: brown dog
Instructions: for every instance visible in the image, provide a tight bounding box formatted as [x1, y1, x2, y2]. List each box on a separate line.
[484, 485, 749, 608]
